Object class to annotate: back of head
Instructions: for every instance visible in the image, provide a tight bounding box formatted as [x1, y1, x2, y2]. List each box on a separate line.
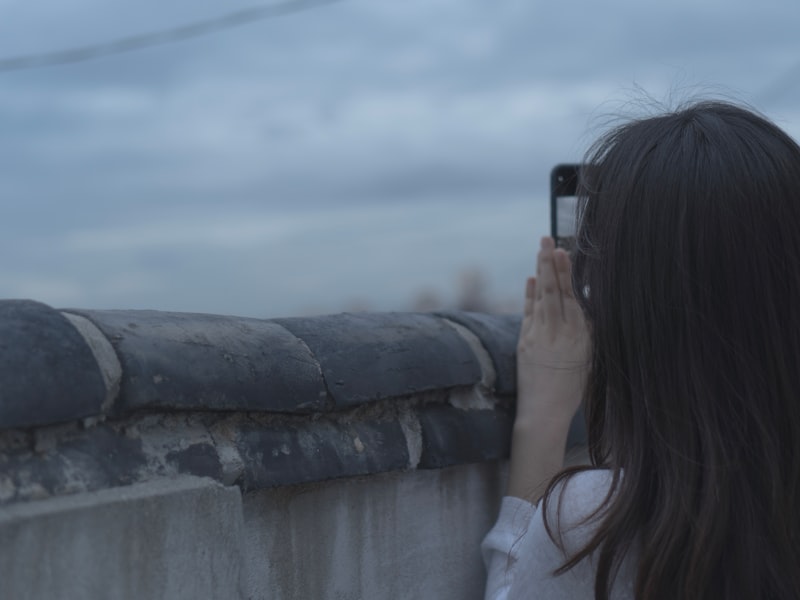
[568, 102, 800, 599]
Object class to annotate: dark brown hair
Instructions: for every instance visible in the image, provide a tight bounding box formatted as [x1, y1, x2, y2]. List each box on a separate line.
[543, 101, 800, 599]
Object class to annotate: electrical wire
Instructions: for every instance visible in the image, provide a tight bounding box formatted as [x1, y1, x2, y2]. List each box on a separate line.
[0, 0, 342, 73]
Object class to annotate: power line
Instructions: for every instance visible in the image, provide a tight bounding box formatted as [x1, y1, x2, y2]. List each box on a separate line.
[0, 0, 342, 73]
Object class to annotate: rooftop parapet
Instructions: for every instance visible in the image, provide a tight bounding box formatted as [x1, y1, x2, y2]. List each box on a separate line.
[0, 300, 585, 506]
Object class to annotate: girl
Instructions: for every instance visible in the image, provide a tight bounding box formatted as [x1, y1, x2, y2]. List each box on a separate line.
[483, 101, 800, 599]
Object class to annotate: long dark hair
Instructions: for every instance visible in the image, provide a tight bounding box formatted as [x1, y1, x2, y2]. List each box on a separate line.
[543, 101, 800, 599]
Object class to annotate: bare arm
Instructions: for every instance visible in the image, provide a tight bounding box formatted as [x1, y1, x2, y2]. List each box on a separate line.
[506, 237, 589, 501]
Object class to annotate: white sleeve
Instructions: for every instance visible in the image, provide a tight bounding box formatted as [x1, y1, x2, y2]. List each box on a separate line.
[481, 496, 537, 600]
[482, 471, 629, 600]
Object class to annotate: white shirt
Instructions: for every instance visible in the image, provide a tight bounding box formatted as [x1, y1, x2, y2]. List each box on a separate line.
[481, 469, 635, 599]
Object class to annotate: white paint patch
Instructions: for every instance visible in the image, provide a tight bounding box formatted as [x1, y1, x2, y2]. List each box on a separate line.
[61, 312, 122, 414]
[440, 318, 497, 391]
[398, 410, 422, 469]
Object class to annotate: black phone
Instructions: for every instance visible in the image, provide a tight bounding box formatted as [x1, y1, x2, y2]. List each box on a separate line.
[550, 164, 582, 251]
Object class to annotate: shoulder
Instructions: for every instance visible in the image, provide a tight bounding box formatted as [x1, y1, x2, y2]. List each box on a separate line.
[502, 469, 619, 599]
[541, 469, 615, 554]
[547, 469, 615, 515]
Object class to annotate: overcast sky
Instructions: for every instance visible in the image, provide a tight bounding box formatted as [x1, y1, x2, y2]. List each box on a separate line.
[1, 0, 799, 317]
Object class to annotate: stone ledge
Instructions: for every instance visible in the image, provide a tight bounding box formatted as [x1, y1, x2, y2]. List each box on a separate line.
[0, 299, 587, 505]
[13, 304, 518, 426]
[0, 400, 464, 504]
[0, 399, 585, 507]
[417, 405, 514, 469]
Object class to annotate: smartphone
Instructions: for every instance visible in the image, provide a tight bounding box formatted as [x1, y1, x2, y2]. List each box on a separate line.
[550, 164, 582, 251]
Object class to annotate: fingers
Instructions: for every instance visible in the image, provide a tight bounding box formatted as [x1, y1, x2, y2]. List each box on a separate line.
[535, 237, 555, 297]
[536, 237, 561, 323]
[553, 246, 586, 330]
[553, 249, 574, 299]
[520, 238, 590, 376]
[524, 277, 536, 319]
[533, 238, 583, 325]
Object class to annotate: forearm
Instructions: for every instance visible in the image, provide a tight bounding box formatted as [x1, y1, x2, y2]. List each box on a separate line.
[506, 408, 573, 502]
[506, 238, 588, 502]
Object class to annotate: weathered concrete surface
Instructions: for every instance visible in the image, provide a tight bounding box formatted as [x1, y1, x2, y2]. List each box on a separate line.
[0, 400, 584, 507]
[241, 461, 508, 600]
[0, 302, 592, 599]
[236, 416, 411, 491]
[0, 463, 511, 600]
[0, 476, 246, 600]
[417, 405, 514, 469]
[0, 407, 420, 505]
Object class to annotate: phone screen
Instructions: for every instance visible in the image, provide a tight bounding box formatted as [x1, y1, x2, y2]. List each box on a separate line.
[550, 164, 581, 251]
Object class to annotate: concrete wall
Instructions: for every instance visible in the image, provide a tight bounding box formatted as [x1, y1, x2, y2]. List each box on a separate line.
[243, 462, 506, 600]
[1, 464, 507, 600]
[0, 477, 246, 600]
[0, 303, 587, 600]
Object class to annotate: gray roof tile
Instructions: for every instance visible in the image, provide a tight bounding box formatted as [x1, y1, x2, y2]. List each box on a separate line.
[275, 312, 484, 408]
[0, 301, 589, 503]
[0, 301, 106, 428]
[65, 309, 328, 415]
[436, 311, 521, 395]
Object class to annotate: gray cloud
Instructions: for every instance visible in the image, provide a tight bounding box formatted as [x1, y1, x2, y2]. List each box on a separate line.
[1, 0, 800, 315]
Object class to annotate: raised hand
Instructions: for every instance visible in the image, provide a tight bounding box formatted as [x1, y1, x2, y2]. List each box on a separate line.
[507, 237, 590, 501]
[516, 237, 590, 425]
